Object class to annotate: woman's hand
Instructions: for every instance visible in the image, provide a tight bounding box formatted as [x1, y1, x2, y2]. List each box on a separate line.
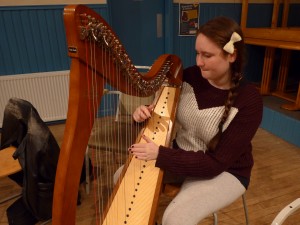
[129, 135, 159, 160]
[132, 104, 154, 123]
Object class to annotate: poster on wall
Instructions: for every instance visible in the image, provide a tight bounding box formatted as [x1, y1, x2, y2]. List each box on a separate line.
[179, 3, 199, 36]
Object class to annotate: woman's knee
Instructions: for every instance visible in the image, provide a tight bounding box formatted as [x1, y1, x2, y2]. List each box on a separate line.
[113, 165, 124, 185]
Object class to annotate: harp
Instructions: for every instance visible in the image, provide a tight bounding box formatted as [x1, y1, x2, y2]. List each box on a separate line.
[52, 4, 183, 225]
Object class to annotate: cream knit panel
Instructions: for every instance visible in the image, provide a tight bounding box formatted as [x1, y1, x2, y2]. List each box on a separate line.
[176, 82, 238, 152]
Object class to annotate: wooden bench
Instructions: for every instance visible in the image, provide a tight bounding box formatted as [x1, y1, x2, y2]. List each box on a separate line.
[241, 0, 300, 111]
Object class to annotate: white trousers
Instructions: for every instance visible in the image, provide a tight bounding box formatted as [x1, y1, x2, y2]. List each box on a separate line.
[162, 172, 246, 225]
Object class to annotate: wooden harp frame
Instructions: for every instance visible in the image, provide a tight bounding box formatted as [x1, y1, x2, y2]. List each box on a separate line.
[52, 4, 183, 225]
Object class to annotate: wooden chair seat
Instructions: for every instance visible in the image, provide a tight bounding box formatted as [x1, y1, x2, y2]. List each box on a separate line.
[0, 146, 22, 204]
[0, 146, 21, 178]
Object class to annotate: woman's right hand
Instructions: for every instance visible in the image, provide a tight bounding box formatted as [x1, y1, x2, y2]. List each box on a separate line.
[132, 104, 155, 123]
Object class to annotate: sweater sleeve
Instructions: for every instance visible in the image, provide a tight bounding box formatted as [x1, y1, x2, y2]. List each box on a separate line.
[155, 84, 263, 179]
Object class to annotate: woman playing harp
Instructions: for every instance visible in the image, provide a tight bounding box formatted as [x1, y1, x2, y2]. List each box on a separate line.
[130, 16, 263, 225]
[52, 4, 183, 225]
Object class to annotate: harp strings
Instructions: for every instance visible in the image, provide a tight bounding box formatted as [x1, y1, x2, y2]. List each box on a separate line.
[85, 34, 146, 224]
[82, 13, 165, 224]
[86, 38, 100, 223]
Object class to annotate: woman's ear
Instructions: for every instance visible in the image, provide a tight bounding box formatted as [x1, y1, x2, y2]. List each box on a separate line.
[228, 50, 237, 63]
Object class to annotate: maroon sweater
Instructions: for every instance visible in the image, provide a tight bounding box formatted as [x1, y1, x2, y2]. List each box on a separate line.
[156, 65, 263, 187]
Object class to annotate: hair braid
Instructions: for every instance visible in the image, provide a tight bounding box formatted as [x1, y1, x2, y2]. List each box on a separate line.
[197, 16, 246, 152]
[207, 72, 242, 152]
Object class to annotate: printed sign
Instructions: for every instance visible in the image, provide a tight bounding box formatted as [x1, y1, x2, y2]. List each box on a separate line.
[179, 3, 199, 36]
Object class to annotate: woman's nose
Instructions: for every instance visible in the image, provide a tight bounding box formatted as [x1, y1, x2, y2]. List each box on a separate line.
[196, 55, 204, 67]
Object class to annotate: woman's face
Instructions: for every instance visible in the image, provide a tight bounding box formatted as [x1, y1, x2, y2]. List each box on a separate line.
[195, 33, 236, 89]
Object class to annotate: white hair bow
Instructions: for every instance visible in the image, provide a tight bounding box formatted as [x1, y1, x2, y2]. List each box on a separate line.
[223, 32, 242, 54]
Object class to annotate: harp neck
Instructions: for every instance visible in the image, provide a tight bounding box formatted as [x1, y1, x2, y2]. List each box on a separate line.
[63, 4, 182, 96]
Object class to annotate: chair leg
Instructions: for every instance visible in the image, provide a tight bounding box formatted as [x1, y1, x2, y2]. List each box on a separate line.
[85, 146, 90, 194]
[212, 194, 248, 225]
[213, 212, 218, 225]
[242, 194, 250, 225]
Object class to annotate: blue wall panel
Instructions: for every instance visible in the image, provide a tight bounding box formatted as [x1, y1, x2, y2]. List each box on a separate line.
[247, 4, 274, 27]
[289, 4, 300, 26]
[0, 4, 109, 75]
[261, 106, 300, 147]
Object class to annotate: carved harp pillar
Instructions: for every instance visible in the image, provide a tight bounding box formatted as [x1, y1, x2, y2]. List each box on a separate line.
[52, 5, 183, 225]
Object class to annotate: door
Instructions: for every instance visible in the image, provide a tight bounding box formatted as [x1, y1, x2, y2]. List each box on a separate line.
[108, 0, 167, 67]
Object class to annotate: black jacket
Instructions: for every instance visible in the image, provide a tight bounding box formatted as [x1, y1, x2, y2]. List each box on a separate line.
[0, 98, 60, 221]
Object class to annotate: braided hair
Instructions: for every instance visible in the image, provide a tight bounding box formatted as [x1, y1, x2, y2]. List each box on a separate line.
[196, 16, 246, 152]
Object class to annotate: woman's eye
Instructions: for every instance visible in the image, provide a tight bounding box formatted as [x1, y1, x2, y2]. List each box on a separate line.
[195, 52, 212, 59]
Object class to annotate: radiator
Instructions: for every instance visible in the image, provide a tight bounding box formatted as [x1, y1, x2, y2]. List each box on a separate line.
[0, 71, 70, 128]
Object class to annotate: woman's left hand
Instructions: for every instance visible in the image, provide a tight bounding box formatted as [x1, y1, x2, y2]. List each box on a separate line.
[129, 135, 159, 160]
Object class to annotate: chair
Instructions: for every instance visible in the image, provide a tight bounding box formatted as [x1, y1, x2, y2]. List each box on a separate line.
[0, 146, 22, 204]
[160, 184, 249, 225]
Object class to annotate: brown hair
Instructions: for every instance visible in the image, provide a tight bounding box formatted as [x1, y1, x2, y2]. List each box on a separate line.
[197, 16, 246, 152]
